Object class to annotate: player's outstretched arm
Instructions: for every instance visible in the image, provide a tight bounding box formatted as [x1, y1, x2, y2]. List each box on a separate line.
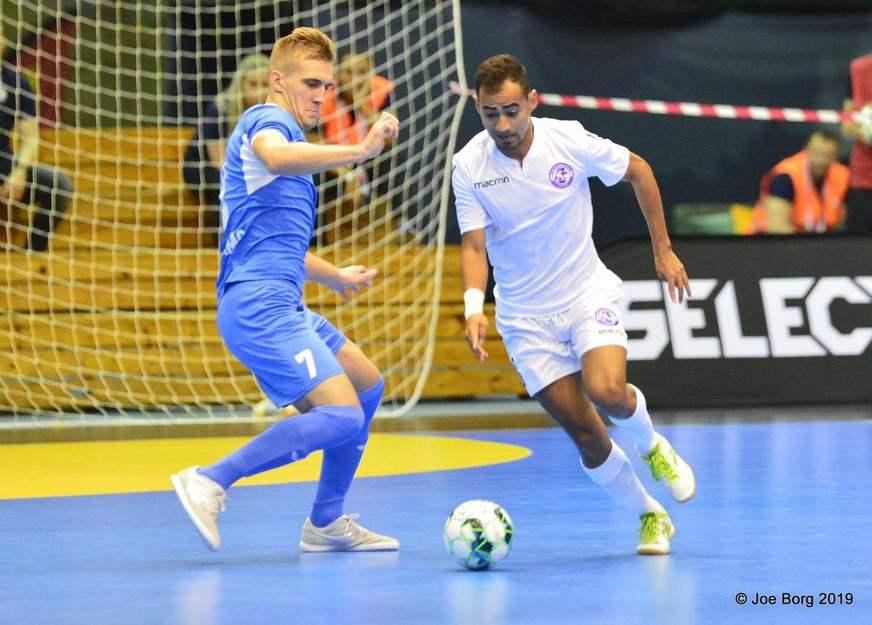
[305, 252, 377, 302]
[622, 152, 691, 303]
[461, 229, 490, 362]
[252, 131, 368, 176]
[252, 112, 399, 176]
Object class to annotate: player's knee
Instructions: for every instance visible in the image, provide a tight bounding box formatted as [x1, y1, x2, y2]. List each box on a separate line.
[359, 377, 384, 422]
[310, 403, 367, 447]
[349, 376, 384, 445]
[335, 405, 367, 441]
[353, 365, 383, 393]
[585, 378, 628, 415]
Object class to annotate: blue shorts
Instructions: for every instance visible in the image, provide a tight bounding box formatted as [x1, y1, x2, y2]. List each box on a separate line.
[217, 279, 348, 407]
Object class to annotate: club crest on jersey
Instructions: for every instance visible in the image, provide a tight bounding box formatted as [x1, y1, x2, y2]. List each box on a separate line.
[595, 307, 619, 326]
[549, 163, 574, 188]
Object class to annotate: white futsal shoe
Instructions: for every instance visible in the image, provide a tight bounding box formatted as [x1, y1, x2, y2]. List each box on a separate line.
[641, 433, 696, 503]
[170, 466, 227, 551]
[300, 514, 399, 552]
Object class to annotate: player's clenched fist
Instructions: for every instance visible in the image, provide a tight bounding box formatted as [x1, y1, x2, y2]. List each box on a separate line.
[360, 112, 399, 160]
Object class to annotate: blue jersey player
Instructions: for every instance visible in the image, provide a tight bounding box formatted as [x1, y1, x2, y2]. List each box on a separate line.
[171, 27, 400, 553]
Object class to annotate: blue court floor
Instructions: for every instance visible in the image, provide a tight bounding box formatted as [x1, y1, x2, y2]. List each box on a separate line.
[1, 418, 870, 625]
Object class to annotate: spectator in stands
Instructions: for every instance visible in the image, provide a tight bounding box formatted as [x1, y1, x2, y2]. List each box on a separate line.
[322, 52, 394, 146]
[0, 34, 73, 252]
[182, 53, 270, 245]
[749, 129, 849, 234]
[842, 51, 872, 233]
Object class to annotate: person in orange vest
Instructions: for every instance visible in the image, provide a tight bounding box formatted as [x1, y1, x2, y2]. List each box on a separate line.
[322, 52, 394, 146]
[842, 51, 872, 233]
[751, 129, 849, 234]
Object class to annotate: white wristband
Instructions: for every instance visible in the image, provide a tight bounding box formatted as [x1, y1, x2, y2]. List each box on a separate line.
[464, 288, 485, 319]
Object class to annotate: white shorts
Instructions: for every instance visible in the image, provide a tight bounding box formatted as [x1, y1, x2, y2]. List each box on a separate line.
[495, 267, 628, 396]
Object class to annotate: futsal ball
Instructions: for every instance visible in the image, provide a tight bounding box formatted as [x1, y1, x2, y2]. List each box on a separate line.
[443, 499, 514, 570]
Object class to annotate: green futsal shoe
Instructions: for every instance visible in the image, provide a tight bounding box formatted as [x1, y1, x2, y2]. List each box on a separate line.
[642, 433, 697, 503]
[637, 511, 675, 556]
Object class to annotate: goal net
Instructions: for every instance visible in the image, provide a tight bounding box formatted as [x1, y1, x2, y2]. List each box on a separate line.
[0, 0, 466, 421]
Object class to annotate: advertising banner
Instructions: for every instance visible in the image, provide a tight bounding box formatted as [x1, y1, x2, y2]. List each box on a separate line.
[601, 235, 872, 407]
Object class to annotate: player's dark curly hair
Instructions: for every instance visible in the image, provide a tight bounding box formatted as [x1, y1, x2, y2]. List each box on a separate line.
[475, 54, 530, 96]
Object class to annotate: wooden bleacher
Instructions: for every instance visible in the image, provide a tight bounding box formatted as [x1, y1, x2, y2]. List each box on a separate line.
[0, 127, 523, 413]
[35, 127, 206, 249]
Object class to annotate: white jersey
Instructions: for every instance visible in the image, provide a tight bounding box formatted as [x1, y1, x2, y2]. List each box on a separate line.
[452, 117, 630, 317]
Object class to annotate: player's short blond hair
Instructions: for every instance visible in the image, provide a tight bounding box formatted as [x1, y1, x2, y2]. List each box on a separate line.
[270, 27, 336, 73]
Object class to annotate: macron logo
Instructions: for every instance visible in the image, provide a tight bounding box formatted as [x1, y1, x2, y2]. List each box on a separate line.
[474, 176, 510, 189]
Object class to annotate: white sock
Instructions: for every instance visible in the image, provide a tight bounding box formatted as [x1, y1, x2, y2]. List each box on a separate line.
[582, 440, 663, 517]
[610, 384, 658, 454]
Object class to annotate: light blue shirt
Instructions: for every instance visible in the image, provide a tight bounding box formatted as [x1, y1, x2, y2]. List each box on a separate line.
[216, 103, 316, 303]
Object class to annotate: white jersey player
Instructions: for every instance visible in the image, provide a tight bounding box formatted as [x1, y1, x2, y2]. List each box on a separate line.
[453, 54, 696, 556]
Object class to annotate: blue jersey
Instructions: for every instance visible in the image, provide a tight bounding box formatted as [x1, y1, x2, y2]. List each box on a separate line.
[215, 103, 317, 302]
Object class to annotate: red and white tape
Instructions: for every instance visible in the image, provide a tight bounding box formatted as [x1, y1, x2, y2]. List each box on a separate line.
[449, 81, 860, 124]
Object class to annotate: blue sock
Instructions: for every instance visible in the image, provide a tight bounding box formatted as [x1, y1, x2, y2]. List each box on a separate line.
[310, 377, 384, 527]
[199, 404, 364, 490]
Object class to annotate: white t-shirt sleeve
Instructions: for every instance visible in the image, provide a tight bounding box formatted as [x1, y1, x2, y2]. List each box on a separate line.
[251, 128, 290, 145]
[567, 121, 630, 187]
[452, 157, 491, 234]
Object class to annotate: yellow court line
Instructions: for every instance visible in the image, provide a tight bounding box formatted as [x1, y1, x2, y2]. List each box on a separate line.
[0, 433, 531, 500]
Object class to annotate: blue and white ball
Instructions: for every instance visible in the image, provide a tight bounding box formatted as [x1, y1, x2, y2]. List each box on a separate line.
[443, 499, 514, 570]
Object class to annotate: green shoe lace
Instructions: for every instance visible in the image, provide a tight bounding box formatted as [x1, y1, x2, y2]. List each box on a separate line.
[643, 443, 679, 482]
[639, 512, 668, 543]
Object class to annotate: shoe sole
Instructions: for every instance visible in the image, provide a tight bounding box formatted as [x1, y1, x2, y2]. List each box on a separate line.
[299, 541, 399, 553]
[170, 473, 220, 551]
[637, 544, 671, 556]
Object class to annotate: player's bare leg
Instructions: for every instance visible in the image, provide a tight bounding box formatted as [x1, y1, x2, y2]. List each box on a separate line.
[582, 345, 696, 503]
[534, 372, 611, 466]
[335, 339, 382, 394]
[534, 372, 672, 554]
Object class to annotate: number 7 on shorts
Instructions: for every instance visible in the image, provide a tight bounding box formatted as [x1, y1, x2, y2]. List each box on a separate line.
[295, 348, 317, 379]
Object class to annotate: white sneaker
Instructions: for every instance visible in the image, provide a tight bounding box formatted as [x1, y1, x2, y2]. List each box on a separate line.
[170, 466, 226, 551]
[641, 433, 697, 503]
[637, 511, 675, 556]
[299, 514, 399, 552]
